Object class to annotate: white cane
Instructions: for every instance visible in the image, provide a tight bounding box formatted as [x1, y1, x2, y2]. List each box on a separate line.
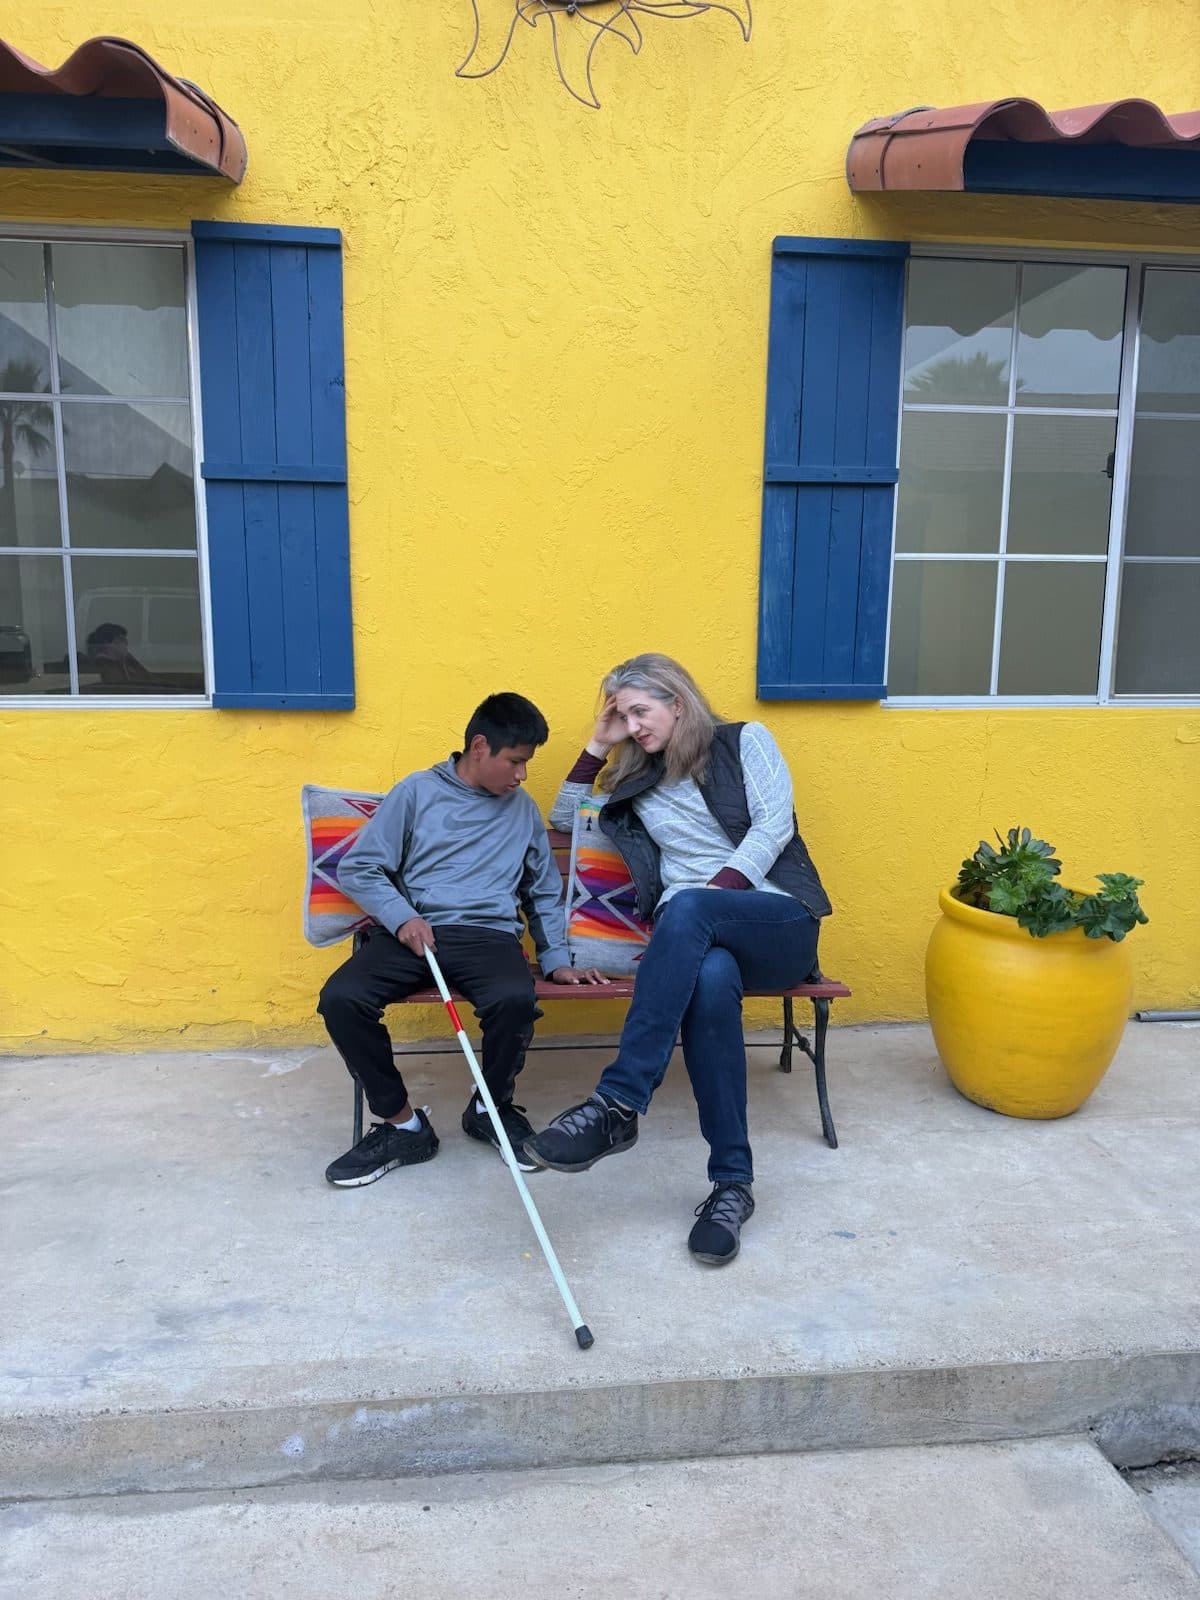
[422, 945, 595, 1350]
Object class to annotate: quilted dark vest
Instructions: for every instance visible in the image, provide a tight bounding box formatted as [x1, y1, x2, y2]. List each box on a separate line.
[597, 722, 831, 921]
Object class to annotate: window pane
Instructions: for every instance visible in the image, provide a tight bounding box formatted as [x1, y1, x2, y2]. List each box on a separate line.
[63, 402, 196, 551]
[1137, 269, 1200, 414]
[1124, 419, 1200, 557]
[888, 560, 996, 696]
[997, 562, 1105, 695]
[52, 244, 188, 399]
[73, 554, 205, 694]
[1006, 415, 1115, 555]
[0, 552, 68, 694]
[0, 241, 51, 394]
[1015, 265, 1125, 409]
[904, 260, 1015, 403]
[895, 412, 1005, 553]
[1114, 563, 1200, 695]
[0, 400, 60, 547]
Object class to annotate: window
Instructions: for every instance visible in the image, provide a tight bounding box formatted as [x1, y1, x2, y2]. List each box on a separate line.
[0, 221, 355, 711]
[756, 238, 1200, 705]
[0, 235, 208, 700]
[889, 253, 1200, 701]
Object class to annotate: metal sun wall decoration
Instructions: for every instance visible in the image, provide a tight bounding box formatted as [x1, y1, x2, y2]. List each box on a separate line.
[457, 0, 752, 110]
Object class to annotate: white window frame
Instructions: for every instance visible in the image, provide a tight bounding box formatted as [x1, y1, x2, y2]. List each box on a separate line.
[0, 222, 213, 711]
[885, 241, 1200, 709]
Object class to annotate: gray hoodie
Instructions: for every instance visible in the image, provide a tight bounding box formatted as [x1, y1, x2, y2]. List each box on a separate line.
[338, 758, 570, 976]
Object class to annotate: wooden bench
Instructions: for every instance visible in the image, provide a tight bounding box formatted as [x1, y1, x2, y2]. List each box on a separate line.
[350, 828, 850, 1149]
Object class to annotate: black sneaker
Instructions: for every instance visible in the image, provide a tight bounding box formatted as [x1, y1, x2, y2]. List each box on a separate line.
[688, 1182, 755, 1264]
[524, 1092, 638, 1173]
[461, 1098, 538, 1174]
[325, 1110, 438, 1187]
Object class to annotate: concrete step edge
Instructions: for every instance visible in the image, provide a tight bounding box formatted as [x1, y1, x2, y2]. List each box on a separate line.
[3, 1349, 1199, 1503]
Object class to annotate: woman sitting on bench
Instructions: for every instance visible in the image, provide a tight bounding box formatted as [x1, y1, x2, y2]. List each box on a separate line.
[525, 653, 831, 1265]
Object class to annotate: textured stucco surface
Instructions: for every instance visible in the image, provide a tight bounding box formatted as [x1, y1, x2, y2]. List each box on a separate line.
[3, 2, 1200, 1050]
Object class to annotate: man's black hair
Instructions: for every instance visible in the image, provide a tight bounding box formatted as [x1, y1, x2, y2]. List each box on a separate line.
[86, 622, 128, 652]
[464, 692, 549, 754]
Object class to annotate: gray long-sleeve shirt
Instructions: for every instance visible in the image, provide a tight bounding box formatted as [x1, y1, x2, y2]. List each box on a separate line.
[339, 758, 570, 975]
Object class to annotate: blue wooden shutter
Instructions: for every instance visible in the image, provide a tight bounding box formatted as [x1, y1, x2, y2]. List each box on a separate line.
[757, 237, 908, 700]
[192, 222, 353, 709]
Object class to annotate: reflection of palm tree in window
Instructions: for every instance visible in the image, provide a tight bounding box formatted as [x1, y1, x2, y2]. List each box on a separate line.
[907, 353, 1021, 402]
[0, 358, 53, 540]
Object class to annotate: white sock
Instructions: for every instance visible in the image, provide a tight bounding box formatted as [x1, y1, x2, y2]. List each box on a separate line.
[390, 1110, 422, 1132]
[474, 1098, 486, 1115]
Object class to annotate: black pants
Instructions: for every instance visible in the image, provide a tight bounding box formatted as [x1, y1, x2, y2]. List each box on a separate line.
[317, 925, 540, 1121]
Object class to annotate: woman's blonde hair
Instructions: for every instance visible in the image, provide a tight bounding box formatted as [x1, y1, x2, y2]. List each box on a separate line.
[598, 653, 720, 790]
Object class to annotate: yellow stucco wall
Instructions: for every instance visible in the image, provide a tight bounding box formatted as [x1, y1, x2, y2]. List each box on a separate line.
[4, 1, 1200, 1052]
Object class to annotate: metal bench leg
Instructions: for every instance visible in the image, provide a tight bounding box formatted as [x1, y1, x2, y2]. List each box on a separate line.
[811, 998, 837, 1149]
[791, 996, 839, 1149]
[779, 996, 794, 1073]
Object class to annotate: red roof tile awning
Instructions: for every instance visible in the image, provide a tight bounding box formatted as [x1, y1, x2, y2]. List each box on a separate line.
[0, 36, 246, 182]
[847, 98, 1200, 204]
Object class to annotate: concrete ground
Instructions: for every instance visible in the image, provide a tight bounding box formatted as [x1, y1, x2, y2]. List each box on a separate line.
[1134, 1462, 1200, 1577]
[4, 1438, 1200, 1599]
[3, 1020, 1199, 1498]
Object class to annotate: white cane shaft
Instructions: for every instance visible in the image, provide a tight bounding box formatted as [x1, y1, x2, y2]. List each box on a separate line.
[423, 948, 588, 1333]
[422, 948, 456, 1008]
[454, 1027, 586, 1327]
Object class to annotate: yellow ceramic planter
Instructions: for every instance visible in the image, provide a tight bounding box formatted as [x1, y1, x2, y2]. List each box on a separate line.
[925, 888, 1133, 1119]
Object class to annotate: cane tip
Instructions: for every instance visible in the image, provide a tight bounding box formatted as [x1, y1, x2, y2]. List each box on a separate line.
[575, 1324, 595, 1350]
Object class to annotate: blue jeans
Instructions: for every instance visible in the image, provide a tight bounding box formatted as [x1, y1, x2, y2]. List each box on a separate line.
[597, 888, 820, 1185]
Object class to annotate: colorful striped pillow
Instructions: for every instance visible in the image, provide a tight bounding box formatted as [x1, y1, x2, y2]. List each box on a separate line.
[301, 783, 383, 946]
[566, 794, 652, 976]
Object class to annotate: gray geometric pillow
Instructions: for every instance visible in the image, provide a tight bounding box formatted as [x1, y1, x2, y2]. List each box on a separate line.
[565, 794, 652, 976]
[300, 783, 383, 946]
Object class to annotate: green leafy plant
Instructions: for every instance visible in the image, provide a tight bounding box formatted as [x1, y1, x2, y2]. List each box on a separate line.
[955, 828, 1148, 942]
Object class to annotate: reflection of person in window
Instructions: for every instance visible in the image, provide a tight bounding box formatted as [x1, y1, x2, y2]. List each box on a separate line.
[86, 623, 153, 684]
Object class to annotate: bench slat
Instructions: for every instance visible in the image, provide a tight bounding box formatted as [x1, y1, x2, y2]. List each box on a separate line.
[398, 979, 851, 1005]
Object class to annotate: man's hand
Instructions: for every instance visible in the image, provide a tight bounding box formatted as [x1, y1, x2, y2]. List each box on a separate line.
[396, 917, 436, 956]
[549, 966, 611, 985]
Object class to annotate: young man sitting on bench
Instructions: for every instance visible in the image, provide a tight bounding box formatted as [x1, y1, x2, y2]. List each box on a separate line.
[317, 693, 607, 1188]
